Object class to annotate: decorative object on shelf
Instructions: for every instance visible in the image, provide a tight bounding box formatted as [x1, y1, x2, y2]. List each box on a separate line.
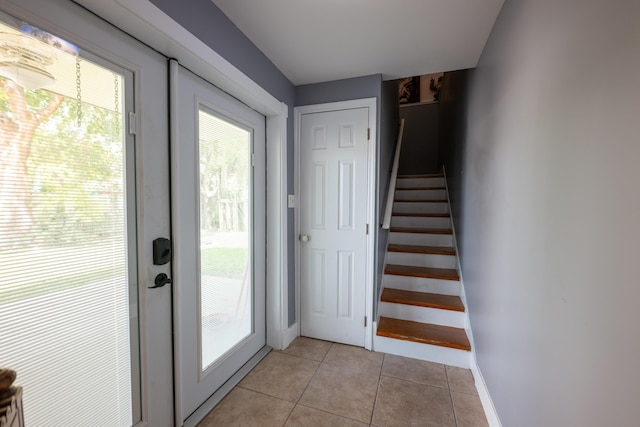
[0, 386, 24, 427]
[0, 31, 57, 89]
[429, 73, 443, 101]
[399, 76, 420, 104]
[0, 369, 15, 393]
[0, 370, 22, 427]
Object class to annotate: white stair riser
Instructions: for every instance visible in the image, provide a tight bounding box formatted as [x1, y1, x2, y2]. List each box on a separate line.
[395, 189, 447, 200]
[383, 274, 460, 296]
[393, 202, 448, 214]
[389, 232, 453, 246]
[378, 301, 466, 328]
[391, 216, 451, 229]
[385, 252, 457, 269]
[373, 334, 471, 368]
[396, 177, 444, 188]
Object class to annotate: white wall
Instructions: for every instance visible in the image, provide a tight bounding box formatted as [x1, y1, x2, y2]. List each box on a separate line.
[460, 0, 640, 425]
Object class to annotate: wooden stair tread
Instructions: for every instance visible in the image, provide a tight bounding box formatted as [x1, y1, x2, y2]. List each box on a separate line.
[396, 186, 446, 191]
[392, 212, 450, 218]
[390, 227, 453, 235]
[385, 264, 459, 281]
[397, 174, 443, 179]
[381, 288, 465, 312]
[394, 199, 448, 203]
[377, 317, 471, 351]
[387, 244, 455, 256]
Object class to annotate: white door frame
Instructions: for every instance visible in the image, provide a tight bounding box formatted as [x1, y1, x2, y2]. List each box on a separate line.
[73, 0, 291, 353]
[294, 98, 377, 351]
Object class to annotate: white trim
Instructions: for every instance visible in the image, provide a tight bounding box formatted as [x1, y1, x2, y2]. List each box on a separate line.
[294, 98, 377, 351]
[266, 102, 290, 350]
[282, 322, 299, 350]
[471, 362, 503, 427]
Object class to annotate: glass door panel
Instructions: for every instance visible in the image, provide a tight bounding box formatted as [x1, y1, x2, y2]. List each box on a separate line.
[0, 17, 139, 427]
[198, 109, 253, 371]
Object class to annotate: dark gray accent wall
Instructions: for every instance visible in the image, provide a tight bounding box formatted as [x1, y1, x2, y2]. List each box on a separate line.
[450, 0, 640, 425]
[376, 80, 400, 315]
[398, 103, 440, 175]
[437, 69, 472, 262]
[148, 0, 299, 325]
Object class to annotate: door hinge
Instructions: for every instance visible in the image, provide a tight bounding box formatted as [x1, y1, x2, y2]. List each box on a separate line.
[364, 316, 368, 327]
[367, 128, 371, 140]
[366, 224, 369, 235]
[128, 112, 137, 135]
[251, 153, 255, 167]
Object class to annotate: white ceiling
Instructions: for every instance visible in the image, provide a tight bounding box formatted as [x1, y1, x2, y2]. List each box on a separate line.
[211, 0, 505, 85]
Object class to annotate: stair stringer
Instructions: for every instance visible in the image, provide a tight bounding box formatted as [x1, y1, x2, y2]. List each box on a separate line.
[441, 167, 474, 352]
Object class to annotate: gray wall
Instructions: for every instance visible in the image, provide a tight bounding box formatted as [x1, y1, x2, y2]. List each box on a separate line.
[148, 0, 299, 325]
[149, 0, 294, 103]
[398, 103, 440, 175]
[376, 80, 400, 315]
[453, 0, 640, 425]
[295, 74, 382, 107]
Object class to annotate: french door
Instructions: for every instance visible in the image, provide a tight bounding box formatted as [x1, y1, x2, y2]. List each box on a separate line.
[172, 64, 266, 425]
[0, 0, 173, 425]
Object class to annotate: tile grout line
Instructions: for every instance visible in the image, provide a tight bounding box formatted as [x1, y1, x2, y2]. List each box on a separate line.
[445, 366, 460, 427]
[280, 343, 334, 426]
[369, 353, 385, 426]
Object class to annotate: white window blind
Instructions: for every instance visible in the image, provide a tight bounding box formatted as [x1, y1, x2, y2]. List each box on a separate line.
[0, 20, 135, 427]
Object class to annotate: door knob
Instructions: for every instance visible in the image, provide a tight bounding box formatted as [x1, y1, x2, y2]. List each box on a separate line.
[300, 234, 311, 242]
[149, 273, 172, 288]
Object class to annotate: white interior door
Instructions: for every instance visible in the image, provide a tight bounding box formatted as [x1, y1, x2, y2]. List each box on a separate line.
[172, 65, 266, 424]
[299, 106, 371, 347]
[0, 0, 173, 426]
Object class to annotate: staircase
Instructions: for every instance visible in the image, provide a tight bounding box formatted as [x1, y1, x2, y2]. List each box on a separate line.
[375, 173, 472, 368]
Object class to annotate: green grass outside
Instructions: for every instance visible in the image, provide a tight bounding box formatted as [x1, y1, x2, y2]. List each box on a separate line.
[200, 247, 248, 279]
[0, 266, 123, 305]
[0, 247, 247, 305]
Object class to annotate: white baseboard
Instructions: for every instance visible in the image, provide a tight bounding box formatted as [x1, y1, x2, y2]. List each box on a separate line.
[471, 361, 502, 427]
[281, 322, 299, 350]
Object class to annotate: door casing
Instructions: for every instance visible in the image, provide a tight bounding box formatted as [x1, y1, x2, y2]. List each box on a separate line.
[294, 98, 377, 350]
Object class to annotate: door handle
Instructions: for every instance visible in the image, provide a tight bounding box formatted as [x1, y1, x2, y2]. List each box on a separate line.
[300, 234, 311, 242]
[149, 273, 172, 289]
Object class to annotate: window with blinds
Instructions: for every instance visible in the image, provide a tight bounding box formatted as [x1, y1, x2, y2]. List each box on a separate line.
[0, 19, 137, 427]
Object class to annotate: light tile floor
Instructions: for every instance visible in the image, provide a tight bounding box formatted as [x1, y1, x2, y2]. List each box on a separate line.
[198, 337, 489, 427]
